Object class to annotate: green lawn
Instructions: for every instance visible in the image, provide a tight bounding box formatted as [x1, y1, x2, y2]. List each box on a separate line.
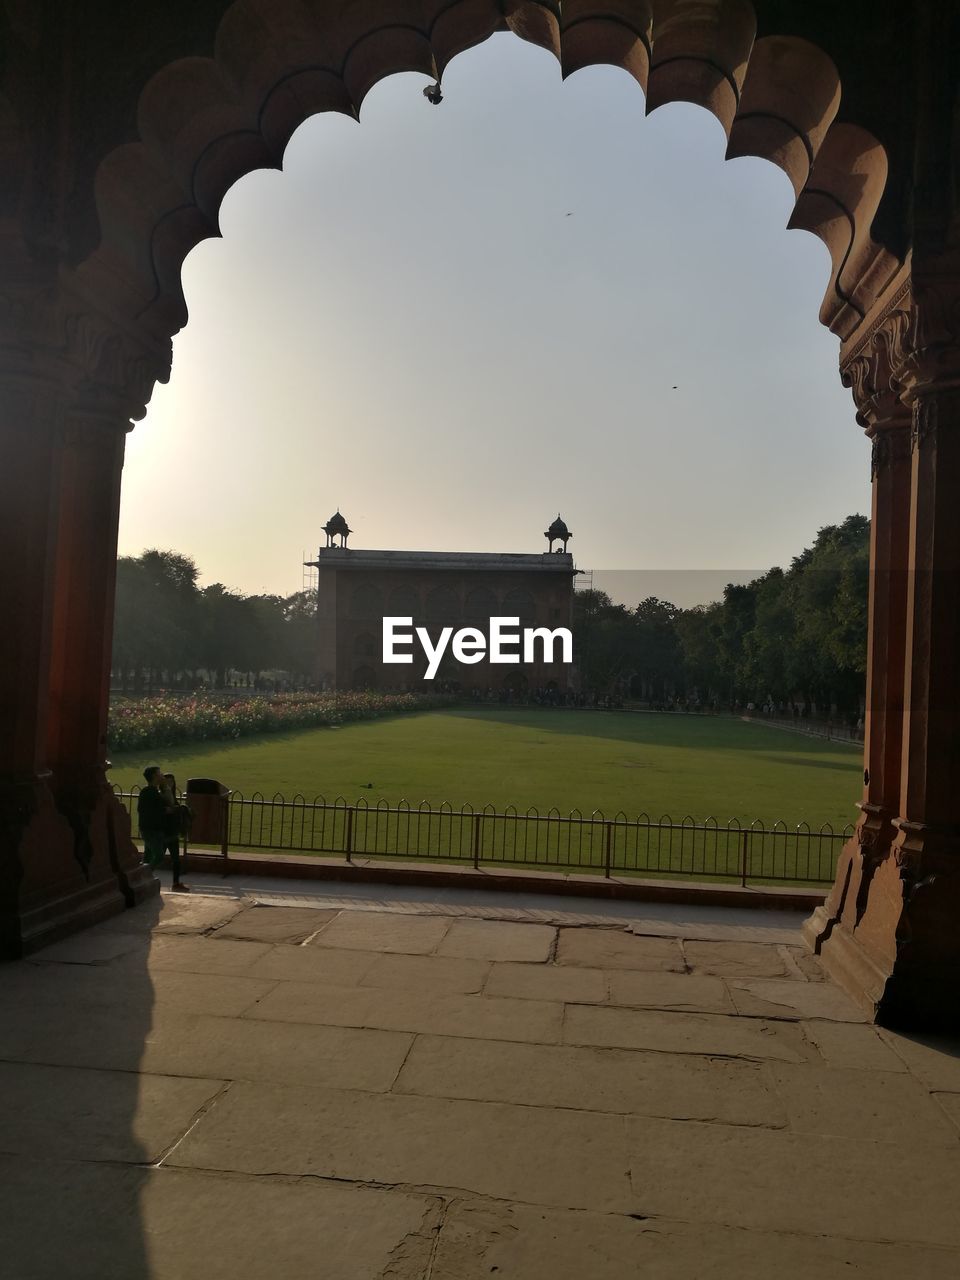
[109, 707, 861, 830]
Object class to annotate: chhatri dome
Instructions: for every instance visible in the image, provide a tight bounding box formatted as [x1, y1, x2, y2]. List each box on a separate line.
[544, 513, 572, 553]
[323, 508, 352, 548]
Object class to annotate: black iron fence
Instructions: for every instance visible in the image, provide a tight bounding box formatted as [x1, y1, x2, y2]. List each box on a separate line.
[114, 786, 850, 886]
[741, 712, 864, 744]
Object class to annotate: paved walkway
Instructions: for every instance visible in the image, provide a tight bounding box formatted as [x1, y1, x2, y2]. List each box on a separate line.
[2, 882, 960, 1278]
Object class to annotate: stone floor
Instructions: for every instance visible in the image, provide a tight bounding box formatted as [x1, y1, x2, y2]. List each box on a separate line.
[2, 880, 960, 1279]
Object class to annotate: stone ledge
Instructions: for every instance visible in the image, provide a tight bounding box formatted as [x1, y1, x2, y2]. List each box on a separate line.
[180, 850, 825, 912]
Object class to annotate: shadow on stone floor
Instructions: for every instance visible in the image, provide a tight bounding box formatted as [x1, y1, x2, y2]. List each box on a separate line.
[0, 893, 160, 1279]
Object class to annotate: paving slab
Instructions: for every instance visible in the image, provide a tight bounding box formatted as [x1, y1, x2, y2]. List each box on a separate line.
[764, 1062, 958, 1146]
[484, 960, 607, 1003]
[142, 933, 272, 975]
[878, 1030, 960, 1091]
[0, 1157, 440, 1280]
[245, 941, 379, 985]
[309, 909, 452, 953]
[0, 1003, 175, 1073]
[606, 970, 734, 1014]
[781, 944, 828, 981]
[168, 1080, 633, 1213]
[26, 927, 149, 965]
[359, 951, 491, 994]
[933, 1092, 960, 1134]
[144, 936, 271, 972]
[627, 1116, 960, 1247]
[0, 1061, 221, 1163]
[565, 1004, 812, 1062]
[683, 940, 789, 977]
[802, 1020, 910, 1072]
[435, 918, 554, 961]
[212, 905, 338, 943]
[246, 980, 563, 1044]
[726, 977, 868, 1021]
[430, 1198, 960, 1280]
[93, 892, 242, 936]
[139, 1014, 413, 1092]
[556, 928, 684, 971]
[147, 969, 278, 1016]
[395, 1034, 785, 1127]
[0, 958, 153, 1010]
[0, 957, 275, 1018]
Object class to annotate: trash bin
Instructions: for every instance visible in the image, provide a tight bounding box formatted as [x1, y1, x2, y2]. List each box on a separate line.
[185, 778, 232, 866]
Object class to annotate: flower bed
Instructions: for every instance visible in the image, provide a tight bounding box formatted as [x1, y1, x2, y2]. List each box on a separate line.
[108, 691, 454, 753]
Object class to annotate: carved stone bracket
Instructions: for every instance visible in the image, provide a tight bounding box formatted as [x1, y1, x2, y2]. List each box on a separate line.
[841, 296, 913, 432]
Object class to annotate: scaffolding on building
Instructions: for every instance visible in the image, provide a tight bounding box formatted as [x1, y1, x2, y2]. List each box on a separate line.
[302, 550, 318, 595]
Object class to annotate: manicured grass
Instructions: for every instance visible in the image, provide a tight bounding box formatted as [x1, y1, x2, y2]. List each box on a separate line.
[109, 706, 861, 830]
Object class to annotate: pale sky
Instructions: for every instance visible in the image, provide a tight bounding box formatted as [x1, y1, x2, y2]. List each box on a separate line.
[118, 34, 869, 603]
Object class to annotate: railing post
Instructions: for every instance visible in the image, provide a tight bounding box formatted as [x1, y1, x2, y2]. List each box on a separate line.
[740, 830, 749, 887]
[604, 820, 613, 879]
[473, 812, 481, 870]
[344, 806, 354, 864]
[221, 793, 230, 877]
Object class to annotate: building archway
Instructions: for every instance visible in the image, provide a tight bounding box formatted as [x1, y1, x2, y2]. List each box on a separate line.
[1, 2, 958, 1027]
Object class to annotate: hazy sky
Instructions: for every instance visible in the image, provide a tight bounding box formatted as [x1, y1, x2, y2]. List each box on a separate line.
[118, 34, 869, 603]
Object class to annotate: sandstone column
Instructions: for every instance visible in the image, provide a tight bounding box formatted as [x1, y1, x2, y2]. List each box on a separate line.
[877, 372, 960, 1026]
[46, 401, 156, 909]
[804, 334, 912, 961]
[810, 269, 960, 1029]
[0, 371, 131, 956]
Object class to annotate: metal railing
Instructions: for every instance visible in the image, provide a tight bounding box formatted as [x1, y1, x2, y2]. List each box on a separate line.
[741, 712, 864, 744]
[114, 785, 849, 886]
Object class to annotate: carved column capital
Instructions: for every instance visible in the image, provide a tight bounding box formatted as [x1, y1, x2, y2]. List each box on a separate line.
[2, 287, 171, 428]
[842, 259, 960, 432]
[841, 302, 912, 433]
[891, 260, 960, 402]
[55, 295, 172, 423]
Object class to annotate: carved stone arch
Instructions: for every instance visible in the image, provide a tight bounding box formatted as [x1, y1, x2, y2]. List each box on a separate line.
[46, 0, 907, 413]
[727, 36, 841, 197]
[790, 124, 898, 335]
[645, 0, 757, 135]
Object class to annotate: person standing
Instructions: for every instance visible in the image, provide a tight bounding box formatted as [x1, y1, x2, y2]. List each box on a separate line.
[137, 766, 169, 875]
[161, 772, 191, 893]
[137, 765, 191, 891]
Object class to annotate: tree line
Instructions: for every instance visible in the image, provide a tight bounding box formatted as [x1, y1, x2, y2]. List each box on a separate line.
[572, 515, 869, 717]
[112, 550, 318, 691]
[114, 515, 869, 710]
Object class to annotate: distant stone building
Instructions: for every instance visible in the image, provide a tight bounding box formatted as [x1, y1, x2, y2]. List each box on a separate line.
[305, 514, 578, 691]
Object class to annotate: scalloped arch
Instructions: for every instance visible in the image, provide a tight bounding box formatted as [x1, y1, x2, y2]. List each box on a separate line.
[76, 0, 901, 375]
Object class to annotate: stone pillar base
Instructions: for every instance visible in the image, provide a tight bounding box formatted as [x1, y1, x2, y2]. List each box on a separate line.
[17, 874, 133, 956]
[805, 838, 960, 1032]
[0, 780, 158, 961]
